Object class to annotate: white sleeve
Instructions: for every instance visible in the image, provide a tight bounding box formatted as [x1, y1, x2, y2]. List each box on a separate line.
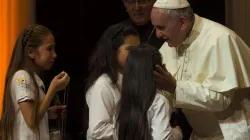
[87, 84, 115, 140]
[169, 34, 250, 112]
[11, 70, 36, 103]
[150, 94, 183, 140]
[174, 81, 235, 112]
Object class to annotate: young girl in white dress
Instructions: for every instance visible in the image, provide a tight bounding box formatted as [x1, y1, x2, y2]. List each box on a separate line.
[1, 24, 70, 140]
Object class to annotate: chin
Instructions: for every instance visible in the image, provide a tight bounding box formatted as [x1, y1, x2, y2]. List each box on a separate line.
[44, 65, 52, 70]
[134, 21, 147, 26]
[43, 67, 51, 71]
[167, 42, 178, 48]
[132, 19, 149, 26]
[167, 42, 174, 47]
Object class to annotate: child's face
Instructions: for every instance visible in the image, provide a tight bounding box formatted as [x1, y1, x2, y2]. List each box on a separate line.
[117, 35, 140, 71]
[32, 33, 57, 70]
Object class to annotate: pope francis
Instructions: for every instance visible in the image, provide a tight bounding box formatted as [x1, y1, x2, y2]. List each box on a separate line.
[151, 0, 250, 139]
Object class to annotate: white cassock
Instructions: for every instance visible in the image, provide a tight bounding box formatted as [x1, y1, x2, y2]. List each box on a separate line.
[160, 14, 250, 140]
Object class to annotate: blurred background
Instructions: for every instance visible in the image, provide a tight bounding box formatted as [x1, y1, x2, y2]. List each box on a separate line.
[0, 0, 249, 139]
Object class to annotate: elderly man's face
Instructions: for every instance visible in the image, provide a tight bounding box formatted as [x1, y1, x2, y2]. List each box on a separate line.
[151, 8, 187, 47]
[123, 0, 156, 26]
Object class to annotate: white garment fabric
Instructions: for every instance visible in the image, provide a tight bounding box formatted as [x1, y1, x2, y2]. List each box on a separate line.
[86, 74, 182, 140]
[86, 74, 121, 140]
[160, 14, 250, 140]
[113, 94, 183, 140]
[11, 70, 49, 140]
[153, 0, 190, 9]
[148, 94, 183, 140]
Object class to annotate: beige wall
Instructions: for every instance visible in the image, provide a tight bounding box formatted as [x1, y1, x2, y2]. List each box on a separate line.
[225, 0, 250, 46]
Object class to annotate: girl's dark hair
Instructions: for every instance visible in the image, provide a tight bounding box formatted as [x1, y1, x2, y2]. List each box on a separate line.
[85, 24, 138, 92]
[1, 24, 52, 140]
[116, 44, 162, 140]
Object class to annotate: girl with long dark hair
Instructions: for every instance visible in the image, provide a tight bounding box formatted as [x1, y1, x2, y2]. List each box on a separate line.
[85, 24, 140, 140]
[115, 45, 183, 140]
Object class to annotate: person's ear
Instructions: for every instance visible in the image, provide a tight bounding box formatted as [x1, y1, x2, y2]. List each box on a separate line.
[179, 16, 188, 30]
[27, 47, 36, 59]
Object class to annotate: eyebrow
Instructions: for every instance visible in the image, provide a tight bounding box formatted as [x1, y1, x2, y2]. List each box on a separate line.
[155, 25, 165, 28]
[47, 44, 55, 48]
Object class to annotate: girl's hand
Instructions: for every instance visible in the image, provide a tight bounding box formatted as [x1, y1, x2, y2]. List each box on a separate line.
[49, 71, 70, 93]
[48, 105, 67, 120]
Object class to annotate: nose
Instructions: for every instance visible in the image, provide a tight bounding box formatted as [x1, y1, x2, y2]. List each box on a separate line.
[156, 29, 164, 39]
[53, 51, 57, 59]
[135, 2, 140, 10]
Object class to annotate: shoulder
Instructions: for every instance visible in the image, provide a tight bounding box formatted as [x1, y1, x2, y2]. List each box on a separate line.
[200, 16, 238, 45]
[93, 74, 113, 87]
[149, 93, 171, 113]
[153, 94, 168, 105]
[12, 70, 43, 87]
[11, 70, 37, 101]
[13, 70, 31, 78]
[86, 74, 118, 105]
[189, 16, 242, 55]
[12, 70, 32, 85]
[86, 74, 115, 96]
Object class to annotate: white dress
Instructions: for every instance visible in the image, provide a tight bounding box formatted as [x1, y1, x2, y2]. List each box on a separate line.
[11, 70, 49, 140]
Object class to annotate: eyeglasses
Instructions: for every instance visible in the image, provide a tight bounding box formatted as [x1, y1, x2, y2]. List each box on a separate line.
[125, 0, 151, 6]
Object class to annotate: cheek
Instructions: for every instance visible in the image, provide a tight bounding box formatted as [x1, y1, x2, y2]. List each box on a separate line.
[163, 31, 170, 36]
[33, 52, 42, 62]
[126, 5, 133, 14]
[170, 24, 181, 37]
[117, 50, 129, 68]
[141, 7, 153, 18]
[167, 27, 180, 39]
[35, 51, 51, 64]
[159, 30, 170, 39]
[171, 29, 181, 41]
[143, 6, 153, 13]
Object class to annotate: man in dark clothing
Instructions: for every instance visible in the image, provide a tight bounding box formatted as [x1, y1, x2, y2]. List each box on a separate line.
[107, 0, 164, 49]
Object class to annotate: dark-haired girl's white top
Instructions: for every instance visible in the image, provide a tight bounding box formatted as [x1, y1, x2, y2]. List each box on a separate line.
[86, 73, 122, 140]
[86, 73, 182, 140]
[113, 93, 183, 140]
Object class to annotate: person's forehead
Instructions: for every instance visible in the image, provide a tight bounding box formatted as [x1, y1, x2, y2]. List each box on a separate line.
[124, 35, 140, 45]
[40, 34, 55, 47]
[42, 34, 54, 43]
[151, 8, 169, 25]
